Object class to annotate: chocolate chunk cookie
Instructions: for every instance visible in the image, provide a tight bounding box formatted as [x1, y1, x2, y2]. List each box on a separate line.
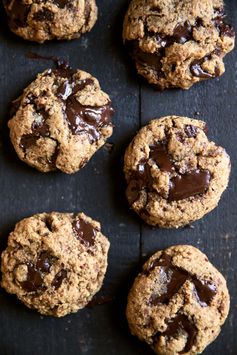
[8, 63, 114, 174]
[123, 0, 235, 89]
[124, 116, 230, 228]
[127, 245, 230, 355]
[3, 0, 97, 43]
[1, 212, 110, 317]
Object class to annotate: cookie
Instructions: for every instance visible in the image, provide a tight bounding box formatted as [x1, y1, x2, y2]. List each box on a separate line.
[124, 116, 230, 228]
[3, 0, 97, 43]
[123, 0, 235, 89]
[126, 245, 230, 355]
[8, 63, 114, 174]
[1, 212, 110, 317]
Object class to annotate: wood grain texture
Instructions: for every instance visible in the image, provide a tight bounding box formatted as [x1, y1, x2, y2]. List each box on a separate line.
[0, 0, 236, 354]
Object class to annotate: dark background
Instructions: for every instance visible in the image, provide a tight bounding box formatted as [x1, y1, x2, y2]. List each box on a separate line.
[0, 1, 236, 354]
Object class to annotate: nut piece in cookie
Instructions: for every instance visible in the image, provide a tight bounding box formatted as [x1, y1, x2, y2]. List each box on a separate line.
[8, 63, 114, 174]
[123, 0, 235, 89]
[1, 212, 110, 317]
[126, 245, 230, 355]
[3, 0, 98, 43]
[124, 116, 230, 228]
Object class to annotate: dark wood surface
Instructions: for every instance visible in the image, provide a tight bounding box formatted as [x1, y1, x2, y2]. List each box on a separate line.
[0, 1, 236, 354]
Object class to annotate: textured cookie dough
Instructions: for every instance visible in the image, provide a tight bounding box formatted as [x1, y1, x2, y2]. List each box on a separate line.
[1, 212, 110, 317]
[123, 0, 235, 89]
[124, 116, 230, 228]
[8, 64, 114, 174]
[127, 245, 230, 355]
[3, 0, 98, 43]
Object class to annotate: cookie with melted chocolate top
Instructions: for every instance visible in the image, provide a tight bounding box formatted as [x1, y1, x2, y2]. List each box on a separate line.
[124, 116, 230, 228]
[123, 0, 235, 89]
[8, 65, 114, 174]
[3, 0, 98, 43]
[126, 245, 230, 355]
[1, 212, 110, 317]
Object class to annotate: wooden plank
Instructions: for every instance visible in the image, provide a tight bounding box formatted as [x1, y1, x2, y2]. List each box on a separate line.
[0, 1, 141, 354]
[140, 1, 237, 354]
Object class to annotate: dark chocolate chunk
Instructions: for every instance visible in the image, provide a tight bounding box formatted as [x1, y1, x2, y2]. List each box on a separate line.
[184, 125, 198, 138]
[128, 41, 164, 78]
[21, 263, 44, 292]
[149, 142, 174, 172]
[52, 269, 67, 289]
[213, 8, 235, 38]
[32, 110, 50, 137]
[20, 135, 39, 151]
[190, 57, 215, 79]
[126, 159, 154, 205]
[126, 142, 174, 205]
[193, 279, 217, 306]
[146, 253, 216, 308]
[65, 99, 114, 142]
[150, 267, 189, 305]
[72, 218, 98, 247]
[5, 0, 30, 28]
[52, 0, 68, 8]
[169, 169, 211, 201]
[155, 314, 198, 354]
[36, 252, 53, 273]
[172, 22, 193, 44]
[33, 8, 54, 22]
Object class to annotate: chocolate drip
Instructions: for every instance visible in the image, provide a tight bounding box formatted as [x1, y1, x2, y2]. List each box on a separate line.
[154, 314, 198, 354]
[145, 253, 217, 307]
[169, 169, 211, 201]
[72, 218, 98, 247]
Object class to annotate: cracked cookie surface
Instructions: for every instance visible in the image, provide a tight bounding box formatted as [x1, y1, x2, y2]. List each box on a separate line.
[1, 212, 110, 317]
[124, 116, 230, 228]
[123, 0, 235, 89]
[126, 245, 230, 355]
[8, 64, 114, 174]
[3, 0, 97, 43]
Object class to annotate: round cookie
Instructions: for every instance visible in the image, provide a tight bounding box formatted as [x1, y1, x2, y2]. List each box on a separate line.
[8, 63, 114, 174]
[126, 245, 230, 355]
[3, 0, 97, 43]
[123, 0, 235, 89]
[1, 212, 110, 317]
[124, 116, 230, 228]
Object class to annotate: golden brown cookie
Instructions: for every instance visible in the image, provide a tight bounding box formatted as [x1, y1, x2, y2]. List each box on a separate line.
[127, 245, 230, 355]
[3, 0, 98, 43]
[124, 116, 230, 228]
[8, 63, 114, 174]
[123, 0, 235, 89]
[1, 212, 110, 317]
